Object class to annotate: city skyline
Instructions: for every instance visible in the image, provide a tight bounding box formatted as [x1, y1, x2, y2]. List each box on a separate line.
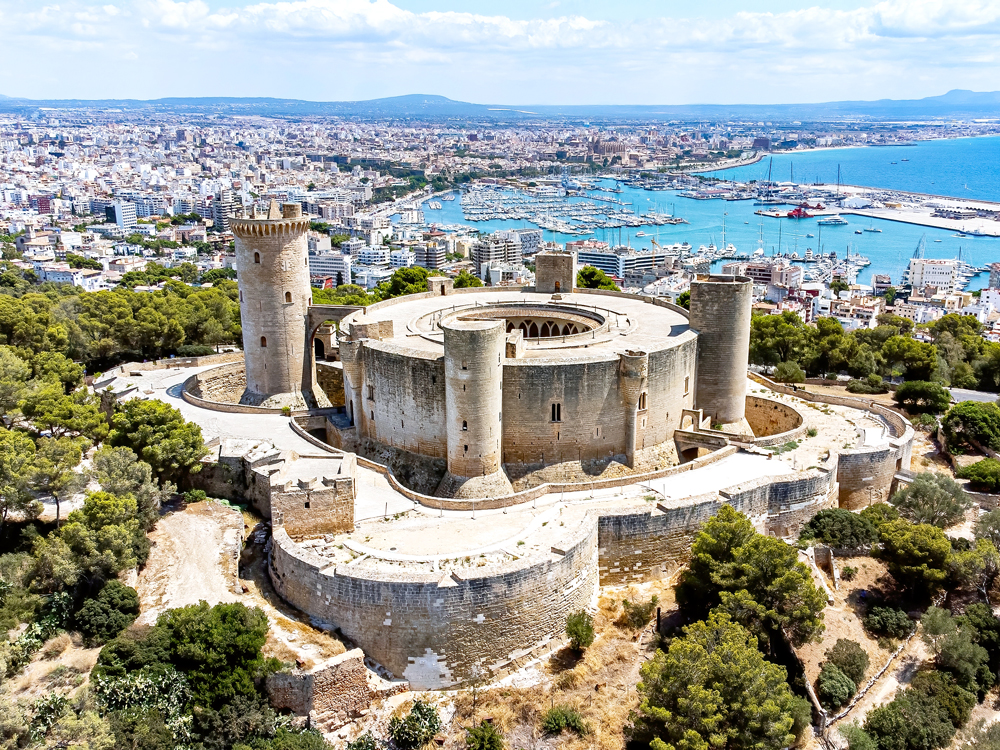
[4, 0, 1000, 104]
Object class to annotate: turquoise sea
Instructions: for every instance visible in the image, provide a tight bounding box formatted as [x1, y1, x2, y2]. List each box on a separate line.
[425, 137, 1000, 289]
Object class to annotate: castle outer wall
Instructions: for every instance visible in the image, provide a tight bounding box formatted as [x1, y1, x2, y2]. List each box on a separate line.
[268, 464, 837, 689]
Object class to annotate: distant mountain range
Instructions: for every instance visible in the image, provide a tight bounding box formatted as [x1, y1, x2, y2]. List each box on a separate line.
[3, 90, 1000, 121]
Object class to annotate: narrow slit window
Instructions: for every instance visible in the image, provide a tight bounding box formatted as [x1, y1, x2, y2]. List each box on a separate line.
[462, 420, 468, 431]
[639, 392, 647, 410]
[254, 252, 260, 264]
[551, 403, 562, 422]
[684, 376, 690, 395]
[260, 336, 267, 347]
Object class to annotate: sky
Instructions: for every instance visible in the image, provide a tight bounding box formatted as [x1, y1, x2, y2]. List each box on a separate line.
[3, 0, 1000, 104]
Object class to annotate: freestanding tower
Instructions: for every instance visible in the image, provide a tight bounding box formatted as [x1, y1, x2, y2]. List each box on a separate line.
[436, 317, 514, 499]
[231, 201, 315, 408]
[688, 274, 753, 427]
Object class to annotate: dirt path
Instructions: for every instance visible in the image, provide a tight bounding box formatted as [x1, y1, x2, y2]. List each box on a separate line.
[135, 501, 243, 624]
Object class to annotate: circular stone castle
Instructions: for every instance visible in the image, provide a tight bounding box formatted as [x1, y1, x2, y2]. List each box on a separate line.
[202, 202, 914, 690]
[327, 253, 758, 498]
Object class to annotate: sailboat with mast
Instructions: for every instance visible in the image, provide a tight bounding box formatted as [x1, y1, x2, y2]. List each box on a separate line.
[754, 158, 784, 205]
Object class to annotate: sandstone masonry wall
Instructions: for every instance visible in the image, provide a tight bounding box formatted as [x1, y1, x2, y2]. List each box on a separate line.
[745, 394, 803, 438]
[269, 459, 836, 687]
[747, 373, 914, 510]
[315, 362, 346, 408]
[270, 519, 599, 690]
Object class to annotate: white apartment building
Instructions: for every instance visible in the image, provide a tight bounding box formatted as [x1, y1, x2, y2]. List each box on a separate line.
[390, 250, 415, 268]
[354, 266, 394, 290]
[106, 200, 137, 231]
[309, 252, 352, 285]
[37, 263, 104, 291]
[308, 233, 332, 253]
[906, 258, 959, 294]
[341, 237, 367, 256]
[357, 246, 390, 266]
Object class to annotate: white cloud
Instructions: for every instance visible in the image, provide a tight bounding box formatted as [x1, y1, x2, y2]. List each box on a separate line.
[2, 0, 1000, 102]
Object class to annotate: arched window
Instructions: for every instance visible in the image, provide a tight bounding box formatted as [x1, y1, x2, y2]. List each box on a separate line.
[528, 322, 539, 338]
[254, 252, 260, 264]
[462, 420, 468, 431]
[284, 291, 292, 303]
[639, 392, 647, 410]
[260, 336, 267, 347]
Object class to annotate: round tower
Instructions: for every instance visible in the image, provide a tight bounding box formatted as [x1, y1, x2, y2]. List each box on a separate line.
[436, 318, 513, 499]
[619, 350, 649, 468]
[689, 274, 752, 426]
[231, 202, 313, 408]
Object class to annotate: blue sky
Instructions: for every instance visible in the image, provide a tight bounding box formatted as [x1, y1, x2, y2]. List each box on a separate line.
[2, 0, 1000, 104]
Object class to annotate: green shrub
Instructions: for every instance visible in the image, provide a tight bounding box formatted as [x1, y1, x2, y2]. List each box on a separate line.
[864, 606, 913, 639]
[958, 458, 1000, 492]
[847, 374, 889, 394]
[890, 473, 971, 528]
[773, 361, 805, 383]
[917, 413, 939, 429]
[839, 723, 877, 750]
[864, 679, 961, 750]
[807, 427, 818, 437]
[620, 595, 658, 630]
[859, 503, 899, 530]
[29, 692, 69, 740]
[175, 345, 216, 357]
[800, 508, 878, 549]
[541, 706, 588, 735]
[74, 580, 140, 646]
[910, 671, 975, 728]
[389, 701, 441, 749]
[826, 639, 869, 685]
[817, 662, 856, 709]
[943, 401, 1000, 453]
[183, 489, 207, 503]
[346, 732, 378, 750]
[841, 565, 857, 581]
[465, 720, 504, 750]
[894, 381, 951, 413]
[565, 610, 595, 652]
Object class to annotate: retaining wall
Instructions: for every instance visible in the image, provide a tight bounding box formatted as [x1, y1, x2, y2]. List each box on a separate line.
[748, 373, 914, 509]
[269, 518, 600, 689]
[269, 462, 837, 687]
[745, 394, 807, 447]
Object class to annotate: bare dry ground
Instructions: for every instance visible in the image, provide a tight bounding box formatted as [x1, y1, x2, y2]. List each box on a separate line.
[3, 634, 102, 706]
[135, 500, 346, 668]
[798, 557, 896, 693]
[134, 500, 242, 624]
[421, 581, 675, 750]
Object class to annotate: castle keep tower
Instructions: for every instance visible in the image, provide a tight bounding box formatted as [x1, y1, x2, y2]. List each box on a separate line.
[436, 318, 514, 499]
[231, 201, 314, 408]
[688, 275, 753, 426]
